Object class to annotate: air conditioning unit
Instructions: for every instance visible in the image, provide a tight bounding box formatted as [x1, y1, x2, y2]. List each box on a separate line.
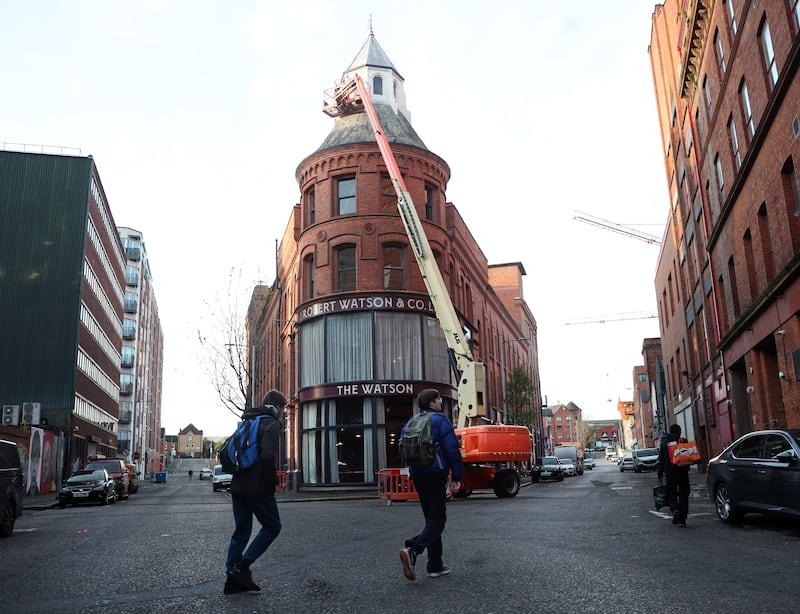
[22, 402, 41, 425]
[2, 405, 20, 426]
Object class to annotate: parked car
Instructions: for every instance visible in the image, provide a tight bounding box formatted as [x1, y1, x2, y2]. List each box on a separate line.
[59, 469, 116, 507]
[538, 456, 564, 482]
[212, 464, 232, 491]
[618, 455, 634, 472]
[584, 456, 595, 470]
[84, 457, 130, 500]
[125, 463, 140, 494]
[0, 439, 24, 537]
[707, 429, 800, 524]
[558, 458, 576, 477]
[199, 467, 213, 480]
[633, 448, 659, 472]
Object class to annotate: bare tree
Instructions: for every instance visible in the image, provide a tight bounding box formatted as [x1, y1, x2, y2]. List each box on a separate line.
[197, 268, 253, 418]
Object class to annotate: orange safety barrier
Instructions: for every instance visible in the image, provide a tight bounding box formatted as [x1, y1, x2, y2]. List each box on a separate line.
[377, 468, 418, 501]
[276, 470, 288, 491]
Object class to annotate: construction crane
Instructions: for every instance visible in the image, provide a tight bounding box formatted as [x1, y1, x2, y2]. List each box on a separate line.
[565, 311, 658, 325]
[323, 75, 531, 498]
[573, 210, 662, 246]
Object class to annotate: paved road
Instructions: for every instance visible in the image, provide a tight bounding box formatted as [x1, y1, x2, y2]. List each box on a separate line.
[5, 461, 799, 613]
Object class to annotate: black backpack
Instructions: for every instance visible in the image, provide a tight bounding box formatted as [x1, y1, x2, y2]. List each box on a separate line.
[399, 412, 439, 469]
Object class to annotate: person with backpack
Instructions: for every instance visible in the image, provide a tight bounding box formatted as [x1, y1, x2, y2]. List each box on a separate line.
[398, 388, 463, 581]
[224, 389, 287, 595]
[657, 423, 691, 527]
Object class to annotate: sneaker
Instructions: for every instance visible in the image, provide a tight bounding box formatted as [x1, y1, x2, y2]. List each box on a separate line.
[228, 565, 261, 592]
[399, 547, 417, 581]
[427, 566, 451, 578]
[223, 576, 248, 595]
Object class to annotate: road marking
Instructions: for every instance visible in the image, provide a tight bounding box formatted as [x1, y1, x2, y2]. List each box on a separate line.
[13, 528, 37, 533]
[610, 486, 633, 490]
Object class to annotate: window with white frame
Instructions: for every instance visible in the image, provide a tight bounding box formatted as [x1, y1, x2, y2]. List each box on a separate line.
[725, 0, 737, 37]
[739, 80, 755, 139]
[760, 21, 779, 88]
[728, 115, 741, 171]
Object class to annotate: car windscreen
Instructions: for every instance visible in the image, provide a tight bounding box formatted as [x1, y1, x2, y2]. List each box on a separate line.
[636, 449, 658, 457]
[68, 470, 105, 483]
[541, 458, 558, 466]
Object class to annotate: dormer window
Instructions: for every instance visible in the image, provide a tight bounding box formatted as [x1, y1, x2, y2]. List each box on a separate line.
[373, 75, 383, 95]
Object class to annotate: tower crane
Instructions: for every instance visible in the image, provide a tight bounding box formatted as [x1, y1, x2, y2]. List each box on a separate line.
[565, 311, 658, 325]
[573, 210, 662, 246]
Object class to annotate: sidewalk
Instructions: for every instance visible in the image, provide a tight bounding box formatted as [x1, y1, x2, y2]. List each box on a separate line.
[23, 478, 376, 511]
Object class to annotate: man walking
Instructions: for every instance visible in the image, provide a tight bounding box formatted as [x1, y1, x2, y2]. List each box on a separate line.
[224, 389, 287, 594]
[399, 389, 463, 581]
[657, 423, 691, 527]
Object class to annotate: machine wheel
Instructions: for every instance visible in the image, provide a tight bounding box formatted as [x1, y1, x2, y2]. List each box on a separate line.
[714, 482, 741, 524]
[493, 469, 520, 498]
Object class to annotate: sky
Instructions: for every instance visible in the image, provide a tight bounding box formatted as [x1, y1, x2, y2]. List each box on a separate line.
[1, 0, 666, 436]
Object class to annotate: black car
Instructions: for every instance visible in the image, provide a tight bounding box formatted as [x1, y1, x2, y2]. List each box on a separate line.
[59, 469, 117, 507]
[0, 439, 24, 537]
[706, 429, 800, 524]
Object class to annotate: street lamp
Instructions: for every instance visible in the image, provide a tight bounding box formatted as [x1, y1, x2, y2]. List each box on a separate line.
[499, 337, 529, 424]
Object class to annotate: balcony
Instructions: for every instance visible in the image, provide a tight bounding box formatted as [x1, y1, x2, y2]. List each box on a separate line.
[122, 326, 136, 340]
[124, 299, 138, 313]
[125, 272, 139, 286]
[121, 354, 134, 368]
[120, 382, 133, 396]
[125, 246, 141, 261]
[118, 409, 132, 424]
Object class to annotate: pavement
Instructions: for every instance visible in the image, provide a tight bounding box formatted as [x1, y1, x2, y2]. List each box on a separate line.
[24, 464, 710, 511]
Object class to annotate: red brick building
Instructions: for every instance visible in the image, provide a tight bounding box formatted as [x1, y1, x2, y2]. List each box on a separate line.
[649, 0, 800, 461]
[248, 32, 541, 488]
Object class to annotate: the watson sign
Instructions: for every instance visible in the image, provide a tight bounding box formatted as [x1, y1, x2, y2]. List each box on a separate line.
[298, 382, 452, 403]
[297, 293, 435, 322]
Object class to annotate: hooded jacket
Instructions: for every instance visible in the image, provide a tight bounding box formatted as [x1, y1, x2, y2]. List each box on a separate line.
[230, 404, 280, 496]
[400, 410, 464, 482]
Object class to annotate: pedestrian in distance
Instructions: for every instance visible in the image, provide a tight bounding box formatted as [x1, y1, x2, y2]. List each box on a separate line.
[224, 389, 287, 595]
[399, 388, 463, 581]
[657, 423, 691, 527]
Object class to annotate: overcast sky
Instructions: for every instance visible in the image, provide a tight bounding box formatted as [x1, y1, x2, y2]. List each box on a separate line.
[1, 1, 665, 436]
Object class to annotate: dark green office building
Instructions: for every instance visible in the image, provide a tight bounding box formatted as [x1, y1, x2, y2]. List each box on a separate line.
[0, 150, 125, 473]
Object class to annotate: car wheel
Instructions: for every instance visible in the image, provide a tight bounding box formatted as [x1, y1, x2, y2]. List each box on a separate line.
[714, 482, 741, 524]
[1, 501, 16, 537]
[59, 501, 67, 509]
[493, 468, 520, 498]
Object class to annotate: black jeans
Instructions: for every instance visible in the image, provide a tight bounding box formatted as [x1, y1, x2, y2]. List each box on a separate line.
[666, 471, 690, 522]
[407, 472, 448, 572]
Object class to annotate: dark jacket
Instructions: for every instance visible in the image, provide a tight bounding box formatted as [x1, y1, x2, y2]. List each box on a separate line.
[230, 404, 280, 496]
[401, 410, 464, 482]
[657, 432, 690, 480]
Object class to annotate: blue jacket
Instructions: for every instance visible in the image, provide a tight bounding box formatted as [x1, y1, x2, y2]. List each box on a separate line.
[400, 410, 464, 482]
[230, 404, 280, 496]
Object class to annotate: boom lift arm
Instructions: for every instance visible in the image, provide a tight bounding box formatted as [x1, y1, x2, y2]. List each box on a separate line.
[324, 76, 486, 429]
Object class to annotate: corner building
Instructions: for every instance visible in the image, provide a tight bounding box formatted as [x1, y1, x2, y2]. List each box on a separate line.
[250, 33, 541, 488]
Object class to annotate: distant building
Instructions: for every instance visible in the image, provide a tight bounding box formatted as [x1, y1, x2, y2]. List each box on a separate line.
[177, 424, 203, 458]
[650, 0, 800, 460]
[117, 227, 165, 476]
[0, 150, 125, 477]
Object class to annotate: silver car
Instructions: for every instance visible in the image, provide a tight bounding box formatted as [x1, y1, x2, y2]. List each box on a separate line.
[558, 458, 576, 477]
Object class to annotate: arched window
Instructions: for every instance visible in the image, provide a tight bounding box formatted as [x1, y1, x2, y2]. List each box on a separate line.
[336, 244, 356, 291]
[383, 244, 404, 289]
